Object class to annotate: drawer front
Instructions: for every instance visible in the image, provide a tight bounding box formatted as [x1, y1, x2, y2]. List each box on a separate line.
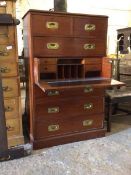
[2, 77, 19, 98]
[33, 37, 106, 57]
[0, 44, 16, 61]
[4, 97, 19, 119]
[35, 96, 104, 120]
[40, 65, 57, 73]
[0, 1, 16, 16]
[32, 14, 72, 36]
[40, 58, 57, 65]
[74, 17, 107, 38]
[34, 113, 104, 139]
[0, 26, 15, 44]
[85, 64, 102, 71]
[84, 58, 102, 65]
[6, 118, 22, 137]
[0, 61, 18, 77]
[35, 84, 105, 99]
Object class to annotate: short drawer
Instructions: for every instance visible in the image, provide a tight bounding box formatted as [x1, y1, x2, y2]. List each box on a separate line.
[0, 61, 18, 77]
[84, 58, 102, 65]
[0, 44, 16, 61]
[85, 64, 102, 71]
[40, 65, 57, 73]
[74, 16, 107, 38]
[0, 1, 16, 16]
[35, 96, 104, 120]
[0, 26, 15, 44]
[34, 113, 104, 139]
[35, 84, 105, 99]
[32, 14, 72, 36]
[40, 58, 57, 65]
[4, 97, 20, 119]
[6, 118, 22, 137]
[2, 77, 20, 98]
[33, 37, 106, 57]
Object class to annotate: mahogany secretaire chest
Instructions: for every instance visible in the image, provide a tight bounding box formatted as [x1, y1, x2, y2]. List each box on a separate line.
[23, 10, 114, 149]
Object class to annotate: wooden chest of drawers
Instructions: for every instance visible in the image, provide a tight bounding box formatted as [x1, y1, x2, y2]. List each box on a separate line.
[23, 10, 114, 149]
[0, 0, 24, 147]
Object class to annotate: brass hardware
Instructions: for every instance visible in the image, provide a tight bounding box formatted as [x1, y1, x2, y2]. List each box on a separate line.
[84, 44, 95, 50]
[2, 86, 12, 92]
[5, 106, 13, 112]
[0, 67, 10, 73]
[46, 22, 58, 29]
[84, 86, 93, 93]
[48, 124, 59, 132]
[83, 119, 93, 126]
[84, 103, 93, 110]
[85, 24, 95, 31]
[48, 90, 59, 96]
[6, 125, 14, 132]
[48, 107, 59, 113]
[47, 43, 59, 50]
[0, 50, 9, 56]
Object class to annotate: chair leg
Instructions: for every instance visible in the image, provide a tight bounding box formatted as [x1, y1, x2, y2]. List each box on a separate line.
[107, 102, 112, 132]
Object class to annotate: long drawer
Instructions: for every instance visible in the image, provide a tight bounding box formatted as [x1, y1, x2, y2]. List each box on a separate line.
[6, 118, 23, 137]
[0, 44, 16, 61]
[34, 113, 104, 139]
[35, 84, 105, 99]
[0, 1, 16, 16]
[0, 26, 15, 44]
[2, 77, 20, 98]
[35, 96, 104, 120]
[0, 60, 18, 77]
[33, 37, 106, 57]
[4, 97, 20, 119]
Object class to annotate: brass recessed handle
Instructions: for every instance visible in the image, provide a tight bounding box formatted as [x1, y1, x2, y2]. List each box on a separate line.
[84, 103, 93, 110]
[84, 86, 93, 93]
[46, 22, 59, 29]
[5, 106, 13, 112]
[2, 86, 12, 92]
[84, 44, 95, 50]
[85, 24, 95, 31]
[48, 90, 59, 96]
[47, 43, 59, 50]
[0, 50, 9, 56]
[48, 107, 59, 113]
[83, 119, 93, 126]
[6, 125, 14, 132]
[0, 67, 10, 73]
[48, 124, 59, 132]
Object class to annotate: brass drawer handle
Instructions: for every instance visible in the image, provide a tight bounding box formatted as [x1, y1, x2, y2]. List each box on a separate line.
[0, 51, 9, 56]
[6, 125, 14, 132]
[48, 90, 59, 96]
[48, 107, 59, 113]
[83, 119, 93, 126]
[46, 22, 58, 29]
[84, 103, 93, 110]
[48, 124, 59, 132]
[85, 24, 95, 31]
[84, 86, 93, 93]
[2, 86, 12, 92]
[84, 44, 95, 50]
[5, 106, 13, 112]
[47, 43, 59, 50]
[0, 67, 10, 73]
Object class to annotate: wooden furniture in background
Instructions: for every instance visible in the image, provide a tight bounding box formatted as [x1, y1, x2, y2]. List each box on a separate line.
[23, 10, 123, 149]
[0, 0, 24, 147]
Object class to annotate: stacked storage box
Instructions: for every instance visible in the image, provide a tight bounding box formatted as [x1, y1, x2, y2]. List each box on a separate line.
[0, 0, 24, 147]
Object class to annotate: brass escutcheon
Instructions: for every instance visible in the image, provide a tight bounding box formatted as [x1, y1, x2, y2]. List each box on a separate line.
[84, 86, 93, 93]
[84, 44, 95, 50]
[84, 103, 93, 110]
[5, 106, 13, 112]
[47, 90, 59, 96]
[48, 107, 59, 113]
[83, 119, 93, 126]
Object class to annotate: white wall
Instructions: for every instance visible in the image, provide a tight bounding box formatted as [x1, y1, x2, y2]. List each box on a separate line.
[16, 0, 131, 55]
